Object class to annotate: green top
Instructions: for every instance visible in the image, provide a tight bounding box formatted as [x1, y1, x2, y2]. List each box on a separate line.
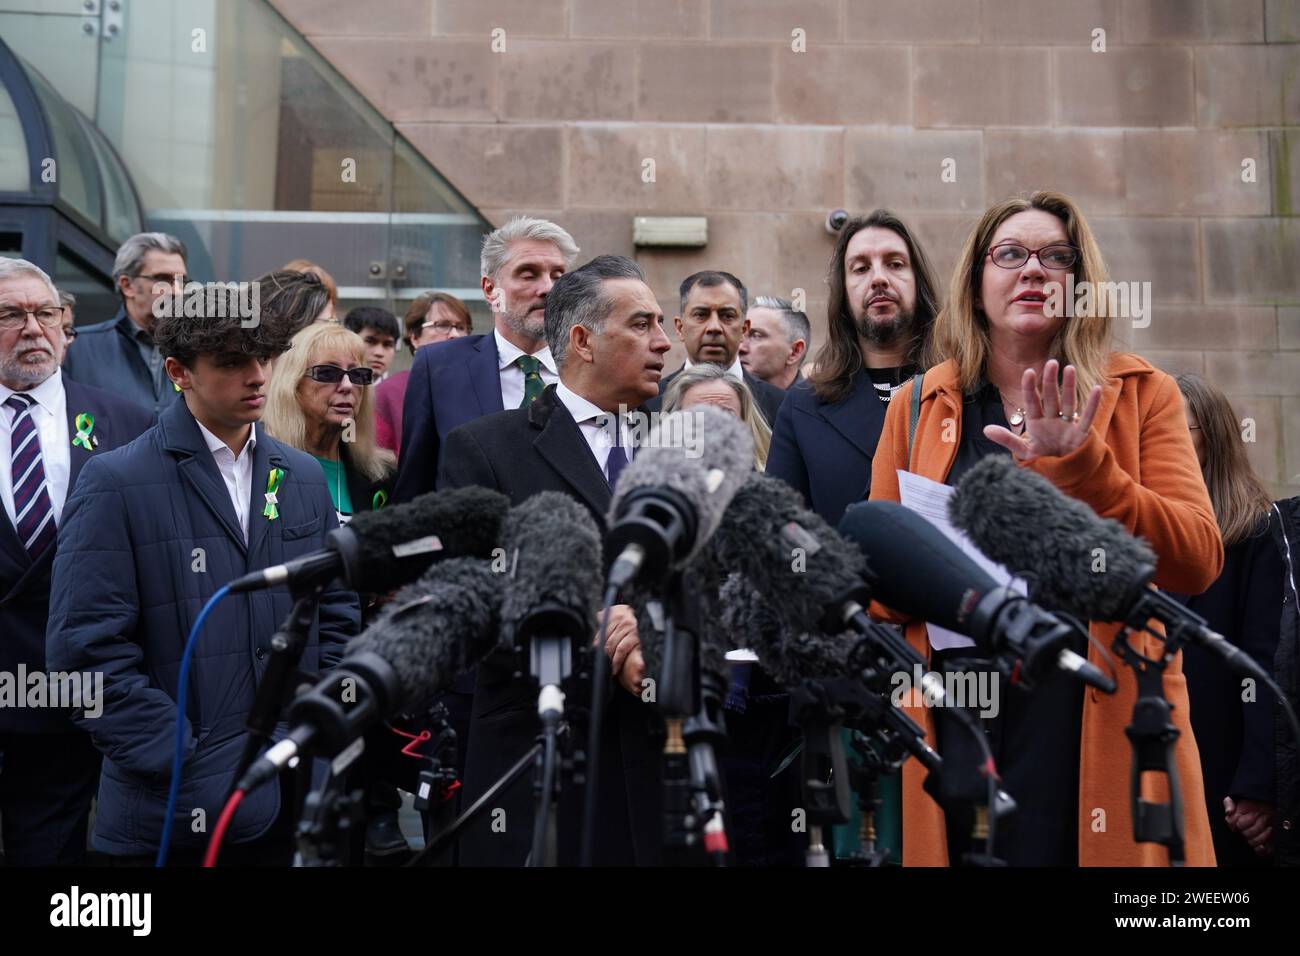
[314, 455, 353, 521]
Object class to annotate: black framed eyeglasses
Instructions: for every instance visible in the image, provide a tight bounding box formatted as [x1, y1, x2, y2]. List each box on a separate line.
[135, 272, 189, 287]
[304, 364, 374, 386]
[986, 242, 1079, 270]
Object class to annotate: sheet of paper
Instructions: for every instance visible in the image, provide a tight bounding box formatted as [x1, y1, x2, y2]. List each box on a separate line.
[896, 469, 1027, 651]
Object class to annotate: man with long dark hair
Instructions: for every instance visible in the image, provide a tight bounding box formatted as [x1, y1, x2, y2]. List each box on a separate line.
[766, 209, 941, 527]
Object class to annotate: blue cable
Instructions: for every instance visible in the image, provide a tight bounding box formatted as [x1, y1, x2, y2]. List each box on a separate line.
[155, 583, 231, 867]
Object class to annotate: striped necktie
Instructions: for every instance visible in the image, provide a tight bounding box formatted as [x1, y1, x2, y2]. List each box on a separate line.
[6, 394, 56, 559]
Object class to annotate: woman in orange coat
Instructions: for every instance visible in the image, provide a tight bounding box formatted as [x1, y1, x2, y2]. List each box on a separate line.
[868, 190, 1221, 866]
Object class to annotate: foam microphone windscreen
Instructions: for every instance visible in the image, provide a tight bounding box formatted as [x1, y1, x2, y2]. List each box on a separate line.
[498, 491, 604, 653]
[344, 485, 512, 592]
[717, 572, 853, 686]
[345, 557, 502, 712]
[947, 454, 1156, 620]
[607, 405, 753, 563]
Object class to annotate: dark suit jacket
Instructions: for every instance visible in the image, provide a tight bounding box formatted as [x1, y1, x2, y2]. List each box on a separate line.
[645, 364, 786, 428]
[62, 307, 180, 418]
[394, 334, 504, 503]
[438, 384, 662, 866]
[764, 370, 891, 528]
[0, 379, 155, 734]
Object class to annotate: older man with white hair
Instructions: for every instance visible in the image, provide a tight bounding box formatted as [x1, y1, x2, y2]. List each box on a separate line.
[62, 231, 189, 417]
[0, 258, 153, 865]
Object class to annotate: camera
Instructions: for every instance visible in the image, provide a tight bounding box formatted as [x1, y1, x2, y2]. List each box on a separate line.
[825, 209, 850, 235]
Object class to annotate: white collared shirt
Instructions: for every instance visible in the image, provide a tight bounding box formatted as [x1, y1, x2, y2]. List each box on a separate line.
[684, 354, 745, 382]
[554, 380, 634, 476]
[0, 370, 71, 527]
[495, 328, 559, 410]
[195, 419, 257, 543]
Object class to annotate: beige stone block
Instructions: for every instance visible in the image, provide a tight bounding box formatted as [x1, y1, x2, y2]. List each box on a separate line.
[776, 45, 911, 125]
[1204, 350, 1300, 395]
[558, 210, 638, 260]
[1280, 307, 1300, 348]
[1196, 45, 1300, 126]
[846, 129, 984, 214]
[566, 125, 709, 211]
[907, 213, 983, 297]
[771, 213, 841, 304]
[1135, 349, 1205, 376]
[1124, 130, 1272, 216]
[844, 0, 981, 43]
[914, 47, 1050, 128]
[1268, 0, 1300, 40]
[710, 0, 841, 41]
[498, 41, 637, 120]
[636, 213, 782, 317]
[1121, 0, 1264, 43]
[314, 38, 496, 122]
[1129, 306, 1278, 350]
[984, 130, 1126, 216]
[433, 0, 567, 37]
[271, 0, 431, 35]
[707, 126, 844, 212]
[637, 42, 775, 122]
[1054, 47, 1195, 127]
[1284, 395, 1300, 486]
[398, 123, 564, 207]
[1271, 129, 1300, 217]
[1091, 217, 1201, 303]
[980, 0, 1120, 43]
[1227, 395, 1284, 485]
[1202, 218, 1300, 304]
[572, 0, 707, 38]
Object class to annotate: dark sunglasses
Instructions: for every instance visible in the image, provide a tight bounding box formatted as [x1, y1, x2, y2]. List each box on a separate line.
[304, 364, 374, 386]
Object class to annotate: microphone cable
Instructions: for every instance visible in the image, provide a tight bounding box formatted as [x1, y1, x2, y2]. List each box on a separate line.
[580, 585, 619, 867]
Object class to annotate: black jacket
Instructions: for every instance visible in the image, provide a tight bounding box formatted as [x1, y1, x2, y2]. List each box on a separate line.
[437, 384, 662, 865]
[62, 308, 181, 418]
[1268, 497, 1300, 865]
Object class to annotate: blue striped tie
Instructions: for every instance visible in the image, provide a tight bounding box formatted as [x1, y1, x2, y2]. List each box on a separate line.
[6, 394, 56, 559]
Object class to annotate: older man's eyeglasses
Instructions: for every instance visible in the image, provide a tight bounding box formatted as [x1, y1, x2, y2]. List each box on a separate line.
[0, 306, 64, 330]
[304, 364, 374, 386]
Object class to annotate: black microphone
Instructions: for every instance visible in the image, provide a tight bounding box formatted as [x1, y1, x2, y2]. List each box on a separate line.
[498, 491, 603, 716]
[236, 557, 502, 792]
[604, 406, 753, 591]
[227, 486, 510, 594]
[839, 500, 1115, 693]
[949, 454, 1263, 682]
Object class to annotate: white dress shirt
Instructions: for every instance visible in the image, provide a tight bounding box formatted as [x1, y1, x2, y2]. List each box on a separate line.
[554, 381, 635, 476]
[684, 354, 745, 382]
[195, 419, 257, 543]
[1, 370, 71, 527]
[495, 328, 559, 410]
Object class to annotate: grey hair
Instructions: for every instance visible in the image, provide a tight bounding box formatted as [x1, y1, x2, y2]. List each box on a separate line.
[661, 362, 772, 469]
[0, 258, 59, 304]
[56, 288, 77, 308]
[544, 254, 645, 366]
[752, 294, 811, 363]
[480, 215, 579, 280]
[112, 231, 188, 283]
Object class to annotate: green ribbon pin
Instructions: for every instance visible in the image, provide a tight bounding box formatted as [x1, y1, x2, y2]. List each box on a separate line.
[372, 490, 388, 510]
[72, 412, 95, 450]
[263, 467, 284, 520]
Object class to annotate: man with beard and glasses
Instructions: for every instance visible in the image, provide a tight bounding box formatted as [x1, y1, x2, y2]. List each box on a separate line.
[766, 209, 941, 527]
[394, 216, 578, 501]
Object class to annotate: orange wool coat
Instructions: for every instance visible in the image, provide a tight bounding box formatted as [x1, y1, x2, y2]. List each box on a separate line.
[868, 353, 1222, 867]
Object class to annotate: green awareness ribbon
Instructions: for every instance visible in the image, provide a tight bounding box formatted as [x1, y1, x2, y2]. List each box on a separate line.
[72, 412, 95, 450]
[263, 467, 284, 520]
[372, 490, 388, 510]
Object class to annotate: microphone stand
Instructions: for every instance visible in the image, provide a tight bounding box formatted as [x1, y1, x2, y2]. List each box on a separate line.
[231, 581, 328, 796]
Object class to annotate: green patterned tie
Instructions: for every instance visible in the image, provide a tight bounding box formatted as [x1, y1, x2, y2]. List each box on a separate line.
[517, 354, 545, 408]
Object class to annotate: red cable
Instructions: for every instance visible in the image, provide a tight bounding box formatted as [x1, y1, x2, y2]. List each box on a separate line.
[203, 788, 246, 867]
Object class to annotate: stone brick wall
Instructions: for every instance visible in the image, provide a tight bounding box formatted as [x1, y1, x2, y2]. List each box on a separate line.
[271, 0, 1300, 495]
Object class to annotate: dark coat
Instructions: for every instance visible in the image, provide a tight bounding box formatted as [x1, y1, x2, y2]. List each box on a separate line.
[0, 379, 155, 733]
[765, 370, 889, 528]
[438, 384, 662, 866]
[45, 397, 359, 856]
[645, 365, 786, 429]
[62, 307, 180, 418]
[1268, 497, 1300, 866]
[394, 333, 504, 503]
